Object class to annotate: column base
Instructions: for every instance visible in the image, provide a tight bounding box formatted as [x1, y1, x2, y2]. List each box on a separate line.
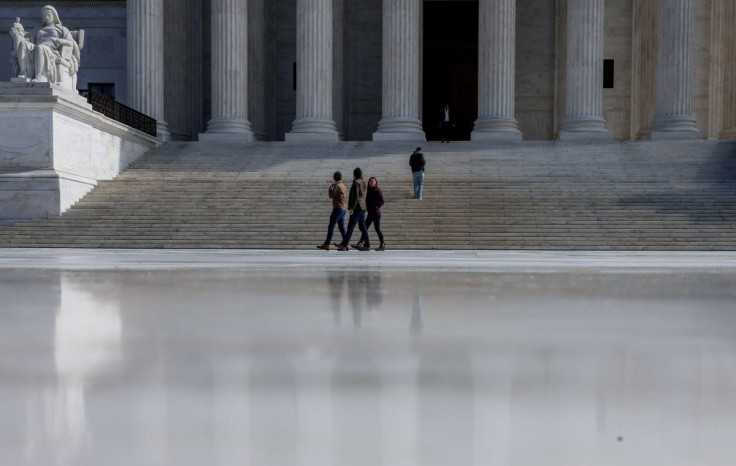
[559, 116, 611, 140]
[284, 132, 341, 142]
[286, 118, 339, 141]
[199, 132, 255, 143]
[649, 116, 702, 140]
[472, 118, 522, 140]
[719, 128, 736, 140]
[156, 121, 171, 142]
[372, 117, 425, 141]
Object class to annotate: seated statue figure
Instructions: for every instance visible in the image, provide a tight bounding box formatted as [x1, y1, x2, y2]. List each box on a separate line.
[9, 5, 82, 90]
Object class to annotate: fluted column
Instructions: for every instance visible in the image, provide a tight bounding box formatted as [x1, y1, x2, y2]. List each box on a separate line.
[128, 0, 169, 140]
[472, 0, 521, 140]
[650, 0, 702, 139]
[373, 0, 425, 141]
[201, 0, 254, 142]
[558, 0, 611, 140]
[285, 0, 339, 141]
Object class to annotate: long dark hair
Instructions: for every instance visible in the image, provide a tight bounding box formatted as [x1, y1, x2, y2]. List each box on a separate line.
[368, 176, 379, 191]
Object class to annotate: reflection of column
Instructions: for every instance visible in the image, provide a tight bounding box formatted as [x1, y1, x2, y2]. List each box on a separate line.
[133, 352, 169, 465]
[373, 0, 425, 141]
[558, 0, 611, 140]
[295, 358, 334, 466]
[381, 357, 419, 466]
[650, 0, 702, 139]
[202, 0, 255, 142]
[53, 274, 123, 461]
[410, 293, 423, 335]
[472, 0, 522, 140]
[286, 0, 339, 141]
[472, 356, 511, 466]
[213, 359, 251, 464]
[128, 0, 169, 140]
[418, 355, 473, 465]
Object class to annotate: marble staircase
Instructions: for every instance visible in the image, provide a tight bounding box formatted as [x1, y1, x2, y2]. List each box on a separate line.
[1, 140, 736, 249]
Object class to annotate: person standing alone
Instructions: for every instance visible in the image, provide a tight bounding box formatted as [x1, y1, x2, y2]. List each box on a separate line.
[440, 103, 452, 143]
[317, 171, 347, 251]
[410, 147, 425, 200]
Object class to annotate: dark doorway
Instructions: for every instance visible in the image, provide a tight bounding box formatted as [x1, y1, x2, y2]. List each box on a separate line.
[423, 1, 478, 141]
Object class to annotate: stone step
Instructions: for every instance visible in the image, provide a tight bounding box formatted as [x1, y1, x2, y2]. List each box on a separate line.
[3, 140, 736, 249]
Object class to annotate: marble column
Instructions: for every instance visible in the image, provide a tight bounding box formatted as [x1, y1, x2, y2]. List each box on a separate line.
[650, 0, 702, 139]
[201, 0, 255, 142]
[285, 0, 340, 141]
[248, 0, 267, 140]
[373, 0, 425, 141]
[472, 0, 522, 140]
[127, 0, 169, 140]
[558, 0, 611, 140]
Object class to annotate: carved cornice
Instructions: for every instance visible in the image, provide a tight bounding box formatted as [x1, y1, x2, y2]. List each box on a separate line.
[0, 1, 124, 6]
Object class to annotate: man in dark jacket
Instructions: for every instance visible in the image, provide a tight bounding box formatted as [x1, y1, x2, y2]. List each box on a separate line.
[337, 167, 369, 251]
[409, 147, 425, 199]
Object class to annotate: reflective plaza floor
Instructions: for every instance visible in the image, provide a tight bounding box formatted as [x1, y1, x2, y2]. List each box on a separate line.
[2, 249, 736, 466]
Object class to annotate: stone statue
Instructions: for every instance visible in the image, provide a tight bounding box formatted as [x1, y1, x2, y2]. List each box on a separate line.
[9, 6, 81, 90]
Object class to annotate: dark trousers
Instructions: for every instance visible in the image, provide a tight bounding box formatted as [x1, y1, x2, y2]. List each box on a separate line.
[360, 212, 383, 246]
[324, 207, 346, 245]
[440, 121, 452, 141]
[341, 208, 367, 247]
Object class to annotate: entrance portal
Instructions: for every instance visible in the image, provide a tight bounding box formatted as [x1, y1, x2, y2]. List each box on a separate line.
[423, 1, 478, 141]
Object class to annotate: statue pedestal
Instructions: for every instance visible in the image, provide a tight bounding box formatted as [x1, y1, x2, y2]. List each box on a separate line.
[0, 82, 160, 221]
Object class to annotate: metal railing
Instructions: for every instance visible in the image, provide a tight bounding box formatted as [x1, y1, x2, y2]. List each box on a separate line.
[80, 89, 158, 137]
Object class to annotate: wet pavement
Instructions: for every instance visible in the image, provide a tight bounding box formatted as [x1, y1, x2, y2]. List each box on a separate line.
[2, 249, 736, 465]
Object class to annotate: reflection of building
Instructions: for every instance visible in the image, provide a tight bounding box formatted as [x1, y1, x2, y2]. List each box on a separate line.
[2, 0, 734, 142]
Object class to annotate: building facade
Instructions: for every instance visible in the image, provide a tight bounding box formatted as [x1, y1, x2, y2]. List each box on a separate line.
[2, 0, 735, 142]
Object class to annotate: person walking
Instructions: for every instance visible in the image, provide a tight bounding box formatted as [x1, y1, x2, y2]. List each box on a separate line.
[353, 176, 385, 251]
[409, 147, 425, 200]
[317, 171, 347, 251]
[336, 167, 368, 251]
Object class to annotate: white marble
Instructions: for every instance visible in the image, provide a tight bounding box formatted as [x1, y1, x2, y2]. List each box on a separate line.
[9, 6, 82, 91]
[650, 0, 703, 139]
[559, 0, 611, 139]
[286, 0, 339, 141]
[0, 83, 160, 220]
[1, 249, 736, 465]
[472, 0, 522, 140]
[202, 0, 254, 142]
[372, 0, 425, 141]
[127, 0, 169, 140]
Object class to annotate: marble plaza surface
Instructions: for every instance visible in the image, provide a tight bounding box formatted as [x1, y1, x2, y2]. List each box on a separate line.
[2, 249, 736, 465]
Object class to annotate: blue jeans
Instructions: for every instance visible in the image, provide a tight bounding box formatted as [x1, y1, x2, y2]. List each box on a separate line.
[412, 171, 424, 199]
[341, 208, 367, 247]
[324, 207, 347, 245]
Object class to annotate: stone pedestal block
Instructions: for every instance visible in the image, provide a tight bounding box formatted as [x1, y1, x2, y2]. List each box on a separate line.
[0, 82, 160, 220]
